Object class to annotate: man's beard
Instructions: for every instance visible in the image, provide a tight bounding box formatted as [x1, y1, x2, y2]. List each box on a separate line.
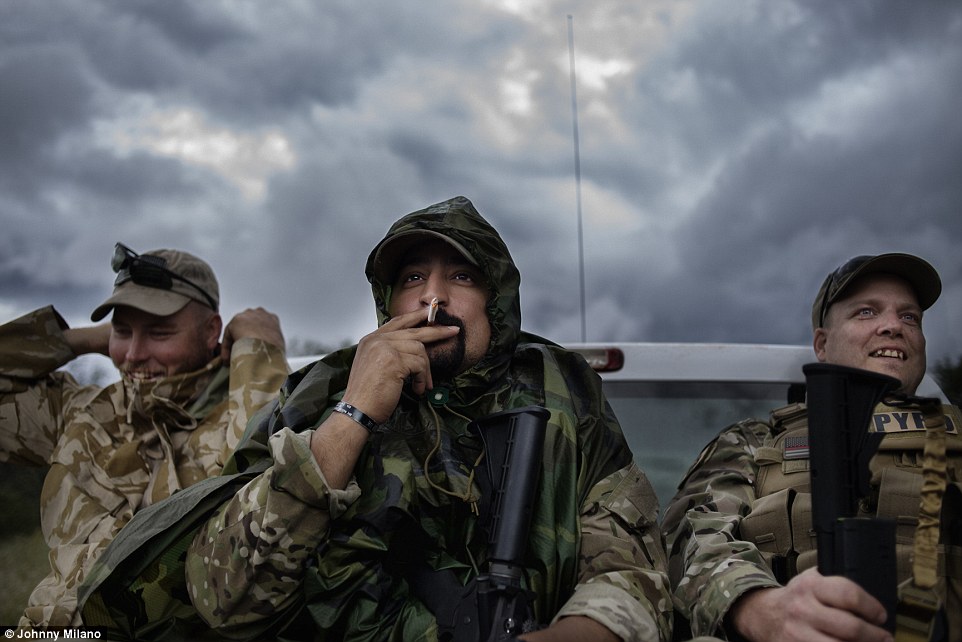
[427, 308, 466, 383]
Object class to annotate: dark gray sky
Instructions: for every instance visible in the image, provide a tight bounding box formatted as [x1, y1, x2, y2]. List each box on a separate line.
[2, 0, 960, 366]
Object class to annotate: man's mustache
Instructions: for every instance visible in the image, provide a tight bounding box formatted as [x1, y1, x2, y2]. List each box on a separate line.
[422, 307, 463, 331]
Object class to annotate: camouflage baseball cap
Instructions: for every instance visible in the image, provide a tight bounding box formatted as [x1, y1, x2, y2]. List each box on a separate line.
[811, 253, 941, 330]
[90, 243, 220, 321]
[368, 229, 479, 284]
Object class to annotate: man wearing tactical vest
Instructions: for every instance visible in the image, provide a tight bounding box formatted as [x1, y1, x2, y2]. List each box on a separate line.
[79, 197, 672, 641]
[663, 253, 960, 642]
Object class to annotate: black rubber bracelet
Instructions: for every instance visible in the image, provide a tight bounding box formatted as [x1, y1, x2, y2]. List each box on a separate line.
[332, 401, 379, 433]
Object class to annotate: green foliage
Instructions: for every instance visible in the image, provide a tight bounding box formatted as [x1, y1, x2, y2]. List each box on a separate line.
[934, 354, 962, 407]
[0, 529, 49, 624]
[0, 464, 45, 536]
[0, 464, 48, 623]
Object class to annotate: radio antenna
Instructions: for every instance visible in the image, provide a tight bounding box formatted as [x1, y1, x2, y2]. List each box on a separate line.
[567, 14, 587, 343]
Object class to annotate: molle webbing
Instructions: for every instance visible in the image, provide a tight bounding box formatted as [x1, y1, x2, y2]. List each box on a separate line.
[747, 403, 962, 591]
[769, 402, 808, 435]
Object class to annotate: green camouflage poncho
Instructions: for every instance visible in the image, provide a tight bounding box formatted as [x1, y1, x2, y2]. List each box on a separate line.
[81, 197, 671, 641]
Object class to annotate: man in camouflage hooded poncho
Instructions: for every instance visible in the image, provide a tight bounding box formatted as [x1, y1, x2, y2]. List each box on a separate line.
[80, 196, 671, 641]
[0, 244, 289, 628]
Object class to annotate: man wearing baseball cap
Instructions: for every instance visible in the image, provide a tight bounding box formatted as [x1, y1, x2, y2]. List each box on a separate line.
[664, 253, 961, 642]
[0, 243, 290, 628]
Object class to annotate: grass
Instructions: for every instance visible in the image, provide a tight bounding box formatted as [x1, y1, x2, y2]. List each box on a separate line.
[0, 529, 49, 626]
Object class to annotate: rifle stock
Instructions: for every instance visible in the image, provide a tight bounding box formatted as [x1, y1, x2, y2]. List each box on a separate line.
[440, 405, 548, 642]
[803, 363, 900, 630]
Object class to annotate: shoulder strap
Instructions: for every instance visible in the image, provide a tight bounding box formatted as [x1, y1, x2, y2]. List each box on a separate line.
[895, 400, 949, 641]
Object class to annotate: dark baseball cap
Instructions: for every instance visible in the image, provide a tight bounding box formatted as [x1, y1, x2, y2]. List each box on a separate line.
[811, 253, 941, 330]
[368, 229, 479, 285]
[91, 244, 220, 321]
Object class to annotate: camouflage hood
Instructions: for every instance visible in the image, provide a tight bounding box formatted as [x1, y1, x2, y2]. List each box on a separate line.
[364, 195, 522, 406]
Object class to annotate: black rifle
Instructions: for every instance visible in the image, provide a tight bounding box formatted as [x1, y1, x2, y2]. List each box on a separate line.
[429, 405, 548, 642]
[803, 363, 900, 631]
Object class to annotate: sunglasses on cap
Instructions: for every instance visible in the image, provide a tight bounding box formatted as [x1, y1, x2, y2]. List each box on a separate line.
[111, 243, 217, 311]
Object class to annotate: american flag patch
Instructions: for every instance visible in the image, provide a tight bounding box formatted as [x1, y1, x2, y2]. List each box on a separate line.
[783, 436, 809, 460]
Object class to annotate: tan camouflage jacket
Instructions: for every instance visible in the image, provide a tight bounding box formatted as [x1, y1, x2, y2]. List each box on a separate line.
[0, 306, 289, 628]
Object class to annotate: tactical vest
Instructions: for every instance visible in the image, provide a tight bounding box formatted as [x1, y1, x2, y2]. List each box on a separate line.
[742, 402, 962, 579]
[740, 401, 962, 639]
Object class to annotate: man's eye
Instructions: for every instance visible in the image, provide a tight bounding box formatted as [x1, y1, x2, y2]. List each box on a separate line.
[453, 269, 481, 283]
[857, 308, 876, 317]
[901, 313, 921, 324]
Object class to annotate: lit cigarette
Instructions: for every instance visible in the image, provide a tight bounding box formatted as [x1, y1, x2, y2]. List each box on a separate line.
[427, 297, 439, 325]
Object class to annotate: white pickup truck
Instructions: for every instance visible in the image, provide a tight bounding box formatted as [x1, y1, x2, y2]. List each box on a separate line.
[562, 342, 947, 505]
[291, 342, 948, 507]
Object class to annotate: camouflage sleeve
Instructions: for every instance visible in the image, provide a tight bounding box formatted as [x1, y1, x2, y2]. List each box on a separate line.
[19, 460, 122, 627]
[222, 337, 289, 459]
[554, 461, 672, 642]
[660, 420, 780, 638]
[186, 427, 361, 633]
[0, 306, 83, 465]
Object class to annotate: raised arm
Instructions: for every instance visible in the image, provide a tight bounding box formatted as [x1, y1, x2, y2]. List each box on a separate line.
[219, 307, 290, 457]
[219, 307, 285, 362]
[62, 322, 111, 357]
[1, 306, 92, 465]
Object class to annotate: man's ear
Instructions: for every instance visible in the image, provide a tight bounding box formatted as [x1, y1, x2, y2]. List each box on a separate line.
[813, 328, 828, 363]
[207, 313, 224, 352]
